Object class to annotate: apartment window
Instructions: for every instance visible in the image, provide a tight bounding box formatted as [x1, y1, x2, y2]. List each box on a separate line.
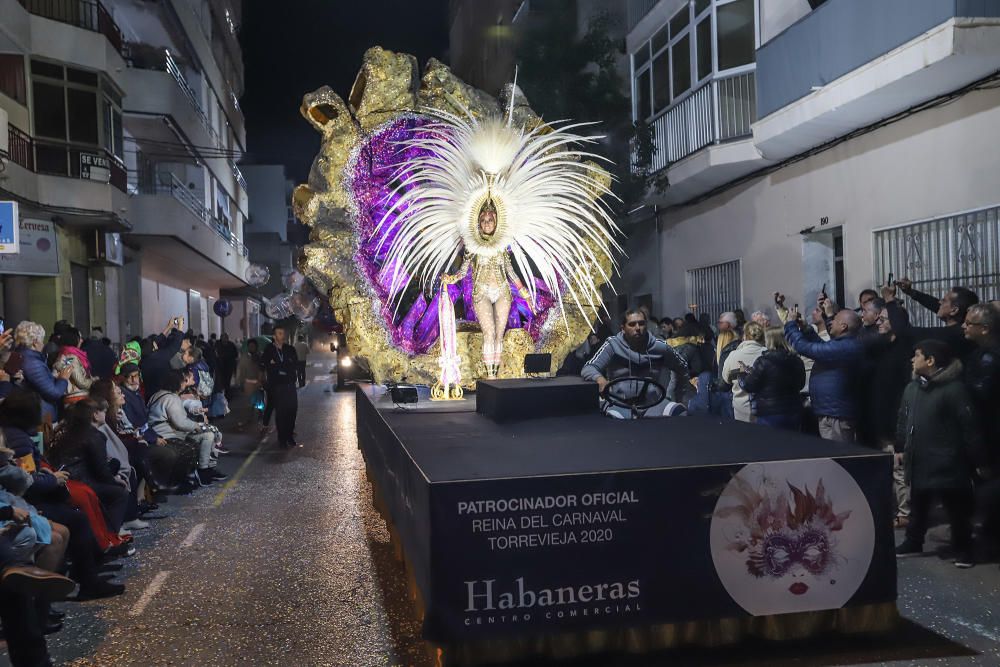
[672, 34, 691, 98]
[695, 14, 713, 81]
[30, 59, 123, 149]
[631, 0, 757, 122]
[652, 50, 670, 112]
[686, 259, 742, 322]
[0, 54, 27, 105]
[873, 206, 1000, 327]
[717, 0, 755, 71]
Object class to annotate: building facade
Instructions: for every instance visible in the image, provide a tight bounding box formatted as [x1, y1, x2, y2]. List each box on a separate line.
[0, 0, 252, 341]
[622, 0, 1000, 324]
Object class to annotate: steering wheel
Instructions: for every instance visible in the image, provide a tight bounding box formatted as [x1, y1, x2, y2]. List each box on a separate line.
[601, 376, 667, 419]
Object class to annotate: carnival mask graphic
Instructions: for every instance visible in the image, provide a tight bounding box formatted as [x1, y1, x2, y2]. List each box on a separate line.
[709, 460, 875, 616]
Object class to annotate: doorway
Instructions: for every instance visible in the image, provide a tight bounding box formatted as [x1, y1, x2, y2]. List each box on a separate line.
[800, 228, 844, 310]
[70, 263, 90, 334]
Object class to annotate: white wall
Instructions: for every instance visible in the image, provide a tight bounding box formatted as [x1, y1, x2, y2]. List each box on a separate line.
[629, 84, 1000, 318]
[140, 277, 188, 335]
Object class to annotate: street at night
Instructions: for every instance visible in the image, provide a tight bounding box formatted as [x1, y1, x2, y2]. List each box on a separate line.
[7, 355, 991, 666]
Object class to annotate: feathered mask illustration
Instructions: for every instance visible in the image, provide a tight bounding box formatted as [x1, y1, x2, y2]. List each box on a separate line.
[714, 475, 852, 579]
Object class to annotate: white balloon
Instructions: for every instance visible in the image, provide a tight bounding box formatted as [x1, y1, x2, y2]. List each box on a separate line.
[245, 263, 271, 287]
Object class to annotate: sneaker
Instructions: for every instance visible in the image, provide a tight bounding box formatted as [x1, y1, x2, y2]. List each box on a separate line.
[0, 566, 77, 601]
[209, 468, 228, 481]
[76, 579, 125, 601]
[121, 519, 151, 531]
[104, 543, 136, 559]
[196, 468, 216, 486]
[895, 539, 923, 557]
[954, 553, 975, 569]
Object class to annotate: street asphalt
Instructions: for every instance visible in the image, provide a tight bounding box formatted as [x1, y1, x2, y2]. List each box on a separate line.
[2, 351, 997, 666]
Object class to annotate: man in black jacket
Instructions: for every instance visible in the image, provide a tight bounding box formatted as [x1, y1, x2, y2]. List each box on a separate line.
[963, 303, 1000, 555]
[262, 326, 300, 448]
[883, 279, 978, 360]
[141, 318, 188, 397]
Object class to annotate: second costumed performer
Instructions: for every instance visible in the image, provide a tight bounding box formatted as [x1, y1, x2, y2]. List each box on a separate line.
[374, 96, 621, 379]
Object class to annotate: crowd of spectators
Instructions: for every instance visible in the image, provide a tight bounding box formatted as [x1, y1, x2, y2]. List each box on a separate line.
[0, 316, 249, 666]
[580, 281, 1000, 570]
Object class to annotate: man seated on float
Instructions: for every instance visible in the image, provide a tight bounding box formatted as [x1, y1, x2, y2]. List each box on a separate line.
[582, 309, 689, 419]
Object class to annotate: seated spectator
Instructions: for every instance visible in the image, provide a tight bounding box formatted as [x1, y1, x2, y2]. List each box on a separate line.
[183, 345, 214, 402]
[89, 379, 152, 531]
[895, 340, 982, 568]
[0, 389, 126, 599]
[582, 310, 689, 419]
[722, 322, 767, 423]
[884, 279, 978, 360]
[740, 327, 806, 431]
[784, 302, 865, 442]
[13, 322, 72, 422]
[147, 370, 226, 486]
[55, 327, 95, 407]
[667, 322, 714, 414]
[48, 399, 130, 534]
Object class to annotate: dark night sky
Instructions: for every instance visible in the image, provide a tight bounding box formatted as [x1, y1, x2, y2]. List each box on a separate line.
[240, 0, 450, 183]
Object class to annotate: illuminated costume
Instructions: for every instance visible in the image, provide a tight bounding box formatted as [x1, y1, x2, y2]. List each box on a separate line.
[293, 48, 621, 387]
[375, 101, 620, 380]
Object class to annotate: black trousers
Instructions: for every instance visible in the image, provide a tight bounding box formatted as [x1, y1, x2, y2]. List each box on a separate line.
[906, 487, 975, 553]
[296, 360, 307, 387]
[33, 501, 102, 586]
[978, 477, 1000, 549]
[0, 534, 50, 666]
[270, 383, 298, 446]
[87, 482, 129, 533]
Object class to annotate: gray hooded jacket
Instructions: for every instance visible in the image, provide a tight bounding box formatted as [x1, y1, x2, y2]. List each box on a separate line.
[582, 331, 689, 400]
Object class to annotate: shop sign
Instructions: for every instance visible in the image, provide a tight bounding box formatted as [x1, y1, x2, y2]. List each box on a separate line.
[0, 218, 60, 276]
[0, 202, 17, 254]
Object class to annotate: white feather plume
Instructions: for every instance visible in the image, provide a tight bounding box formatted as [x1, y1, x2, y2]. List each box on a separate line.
[373, 104, 621, 323]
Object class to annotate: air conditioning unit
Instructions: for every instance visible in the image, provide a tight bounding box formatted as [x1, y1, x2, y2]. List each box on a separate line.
[90, 230, 123, 266]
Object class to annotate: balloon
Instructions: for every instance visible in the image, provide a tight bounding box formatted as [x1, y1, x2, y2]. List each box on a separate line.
[264, 294, 292, 320]
[282, 269, 306, 292]
[213, 299, 232, 317]
[289, 292, 319, 321]
[245, 263, 270, 287]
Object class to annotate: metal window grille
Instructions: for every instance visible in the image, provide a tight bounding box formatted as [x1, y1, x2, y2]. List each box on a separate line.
[686, 259, 742, 322]
[873, 206, 1000, 328]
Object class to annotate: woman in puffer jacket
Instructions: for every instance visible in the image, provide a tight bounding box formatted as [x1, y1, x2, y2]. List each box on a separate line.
[740, 327, 806, 431]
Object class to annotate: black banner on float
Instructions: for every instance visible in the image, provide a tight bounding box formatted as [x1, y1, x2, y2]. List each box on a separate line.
[424, 456, 896, 641]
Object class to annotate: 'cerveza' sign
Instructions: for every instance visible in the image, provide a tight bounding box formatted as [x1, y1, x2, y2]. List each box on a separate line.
[80, 152, 111, 183]
[0, 202, 18, 254]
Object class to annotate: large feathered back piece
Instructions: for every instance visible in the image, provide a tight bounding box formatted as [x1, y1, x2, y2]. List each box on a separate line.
[372, 103, 622, 322]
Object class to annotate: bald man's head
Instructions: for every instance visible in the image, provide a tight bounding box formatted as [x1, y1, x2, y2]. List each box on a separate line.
[831, 309, 861, 338]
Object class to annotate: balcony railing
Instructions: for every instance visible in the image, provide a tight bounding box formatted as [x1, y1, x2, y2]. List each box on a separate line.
[628, 0, 659, 32]
[7, 124, 126, 191]
[135, 171, 248, 257]
[7, 124, 34, 172]
[232, 162, 247, 193]
[633, 69, 756, 175]
[18, 0, 123, 54]
[124, 44, 223, 148]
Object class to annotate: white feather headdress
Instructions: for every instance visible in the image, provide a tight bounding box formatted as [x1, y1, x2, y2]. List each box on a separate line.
[373, 101, 621, 321]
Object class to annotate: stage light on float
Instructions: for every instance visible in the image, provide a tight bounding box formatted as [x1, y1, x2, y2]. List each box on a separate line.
[340, 356, 352, 367]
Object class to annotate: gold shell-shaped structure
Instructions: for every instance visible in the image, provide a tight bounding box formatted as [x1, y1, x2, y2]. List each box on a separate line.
[295, 46, 614, 387]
